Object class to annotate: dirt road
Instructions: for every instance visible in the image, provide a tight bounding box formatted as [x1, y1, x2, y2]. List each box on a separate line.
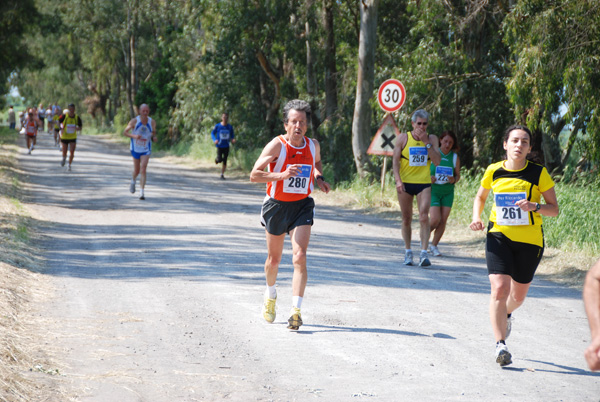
[17, 132, 599, 401]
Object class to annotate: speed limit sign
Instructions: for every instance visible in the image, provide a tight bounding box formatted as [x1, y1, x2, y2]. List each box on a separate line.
[377, 79, 406, 113]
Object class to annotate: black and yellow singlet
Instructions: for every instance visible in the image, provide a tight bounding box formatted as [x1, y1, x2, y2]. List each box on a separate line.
[400, 132, 431, 184]
[481, 160, 554, 247]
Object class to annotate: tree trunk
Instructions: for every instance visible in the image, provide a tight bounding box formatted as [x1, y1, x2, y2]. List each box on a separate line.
[256, 49, 281, 135]
[351, 0, 379, 178]
[305, 21, 321, 140]
[560, 116, 583, 173]
[323, 0, 338, 120]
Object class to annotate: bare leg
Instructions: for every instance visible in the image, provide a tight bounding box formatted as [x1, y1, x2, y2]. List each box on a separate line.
[264, 231, 285, 287]
[139, 154, 150, 190]
[489, 274, 511, 341]
[397, 191, 414, 250]
[416, 187, 432, 250]
[432, 206, 452, 246]
[289, 225, 311, 297]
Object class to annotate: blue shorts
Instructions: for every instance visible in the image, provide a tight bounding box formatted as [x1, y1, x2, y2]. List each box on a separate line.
[131, 150, 151, 159]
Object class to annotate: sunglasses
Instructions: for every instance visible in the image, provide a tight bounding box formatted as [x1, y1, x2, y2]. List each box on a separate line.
[416, 122, 428, 126]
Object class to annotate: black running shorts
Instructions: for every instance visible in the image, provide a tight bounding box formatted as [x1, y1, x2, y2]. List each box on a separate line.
[486, 227, 544, 284]
[261, 197, 314, 236]
[216, 147, 230, 164]
[403, 183, 431, 196]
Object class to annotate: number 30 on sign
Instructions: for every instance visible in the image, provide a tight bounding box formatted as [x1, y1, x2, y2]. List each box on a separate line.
[377, 79, 406, 113]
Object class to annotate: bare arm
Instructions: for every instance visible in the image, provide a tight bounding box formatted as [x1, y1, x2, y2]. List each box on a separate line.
[515, 186, 559, 216]
[250, 138, 300, 183]
[392, 133, 408, 194]
[123, 119, 139, 139]
[151, 119, 157, 142]
[427, 133, 441, 166]
[450, 155, 461, 184]
[584, 259, 600, 371]
[469, 186, 490, 231]
[312, 139, 330, 193]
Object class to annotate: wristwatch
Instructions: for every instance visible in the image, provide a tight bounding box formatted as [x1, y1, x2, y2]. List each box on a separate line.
[534, 203, 541, 212]
[425, 143, 432, 149]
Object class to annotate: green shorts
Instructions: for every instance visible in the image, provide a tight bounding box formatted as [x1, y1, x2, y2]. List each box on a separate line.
[431, 185, 454, 208]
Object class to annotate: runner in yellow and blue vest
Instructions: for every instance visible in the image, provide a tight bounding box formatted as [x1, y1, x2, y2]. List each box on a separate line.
[393, 109, 441, 267]
[58, 103, 82, 171]
[470, 124, 559, 367]
[429, 130, 461, 257]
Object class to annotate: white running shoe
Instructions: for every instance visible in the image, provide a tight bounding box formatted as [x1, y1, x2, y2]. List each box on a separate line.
[495, 343, 512, 366]
[403, 250, 414, 266]
[419, 250, 431, 267]
[67, 164, 71, 171]
[430, 245, 442, 257]
[61, 157, 66, 167]
[130, 181, 136, 194]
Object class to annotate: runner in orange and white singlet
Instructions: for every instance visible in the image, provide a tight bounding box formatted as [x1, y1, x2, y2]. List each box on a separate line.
[250, 99, 331, 330]
[24, 108, 41, 154]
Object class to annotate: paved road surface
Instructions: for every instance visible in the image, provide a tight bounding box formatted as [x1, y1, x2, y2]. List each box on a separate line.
[17, 132, 599, 401]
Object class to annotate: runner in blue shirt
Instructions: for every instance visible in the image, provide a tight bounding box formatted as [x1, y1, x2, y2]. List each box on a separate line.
[211, 113, 236, 179]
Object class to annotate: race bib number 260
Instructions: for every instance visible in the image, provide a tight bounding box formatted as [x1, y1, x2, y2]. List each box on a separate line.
[283, 164, 312, 194]
[495, 192, 529, 226]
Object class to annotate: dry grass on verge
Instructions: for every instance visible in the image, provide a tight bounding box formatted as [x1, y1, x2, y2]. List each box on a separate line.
[0, 138, 67, 402]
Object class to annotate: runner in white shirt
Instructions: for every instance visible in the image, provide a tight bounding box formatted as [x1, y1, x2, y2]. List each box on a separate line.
[123, 104, 157, 200]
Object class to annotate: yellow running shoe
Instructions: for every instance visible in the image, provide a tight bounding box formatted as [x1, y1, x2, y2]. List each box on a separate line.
[262, 296, 276, 323]
[287, 307, 302, 330]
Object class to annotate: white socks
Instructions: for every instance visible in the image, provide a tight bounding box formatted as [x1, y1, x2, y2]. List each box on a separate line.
[292, 296, 303, 309]
[265, 285, 302, 309]
[266, 285, 277, 299]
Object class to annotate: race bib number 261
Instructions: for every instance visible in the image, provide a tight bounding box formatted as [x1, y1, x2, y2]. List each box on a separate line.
[495, 192, 529, 226]
[283, 164, 312, 194]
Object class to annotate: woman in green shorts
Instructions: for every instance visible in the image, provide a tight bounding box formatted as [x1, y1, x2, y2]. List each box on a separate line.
[429, 130, 461, 257]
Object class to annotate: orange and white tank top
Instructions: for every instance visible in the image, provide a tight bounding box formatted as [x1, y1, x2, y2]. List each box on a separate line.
[25, 119, 37, 134]
[266, 135, 316, 202]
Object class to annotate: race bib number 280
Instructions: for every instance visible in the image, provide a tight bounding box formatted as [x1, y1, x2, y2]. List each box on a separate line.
[283, 164, 312, 194]
[495, 192, 529, 226]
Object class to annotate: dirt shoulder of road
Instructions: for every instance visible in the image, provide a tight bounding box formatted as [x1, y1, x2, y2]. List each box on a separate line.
[0, 132, 66, 402]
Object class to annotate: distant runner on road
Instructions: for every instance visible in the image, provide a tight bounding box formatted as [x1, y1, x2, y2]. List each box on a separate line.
[250, 99, 331, 330]
[584, 258, 600, 371]
[24, 108, 41, 154]
[123, 104, 156, 200]
[470, 124, 559, 367]
[58, 103, 82, 171]
[211, 112, 236, 180]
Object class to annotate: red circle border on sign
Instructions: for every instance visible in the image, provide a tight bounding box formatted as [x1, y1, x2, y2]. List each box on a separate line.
[377, 79, 406, 113]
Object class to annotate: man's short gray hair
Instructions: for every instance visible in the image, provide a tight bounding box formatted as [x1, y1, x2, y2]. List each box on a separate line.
[283, 99, 311, 124]
[411, 109, 429, 122]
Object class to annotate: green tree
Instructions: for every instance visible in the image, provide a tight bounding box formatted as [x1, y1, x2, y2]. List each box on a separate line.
[504, 0, 600, 175]
[0, 0, 40, 108]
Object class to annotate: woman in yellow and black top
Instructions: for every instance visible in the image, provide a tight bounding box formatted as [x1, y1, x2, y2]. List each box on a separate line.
[470, 124, 559, 367]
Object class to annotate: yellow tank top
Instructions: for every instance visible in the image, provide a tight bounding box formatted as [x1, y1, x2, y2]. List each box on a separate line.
[400, 132, 431, 184]
[61, 114, 80, 140]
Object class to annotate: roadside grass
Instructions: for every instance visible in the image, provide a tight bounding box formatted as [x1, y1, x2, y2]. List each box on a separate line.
[0, 127, 65, 401]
